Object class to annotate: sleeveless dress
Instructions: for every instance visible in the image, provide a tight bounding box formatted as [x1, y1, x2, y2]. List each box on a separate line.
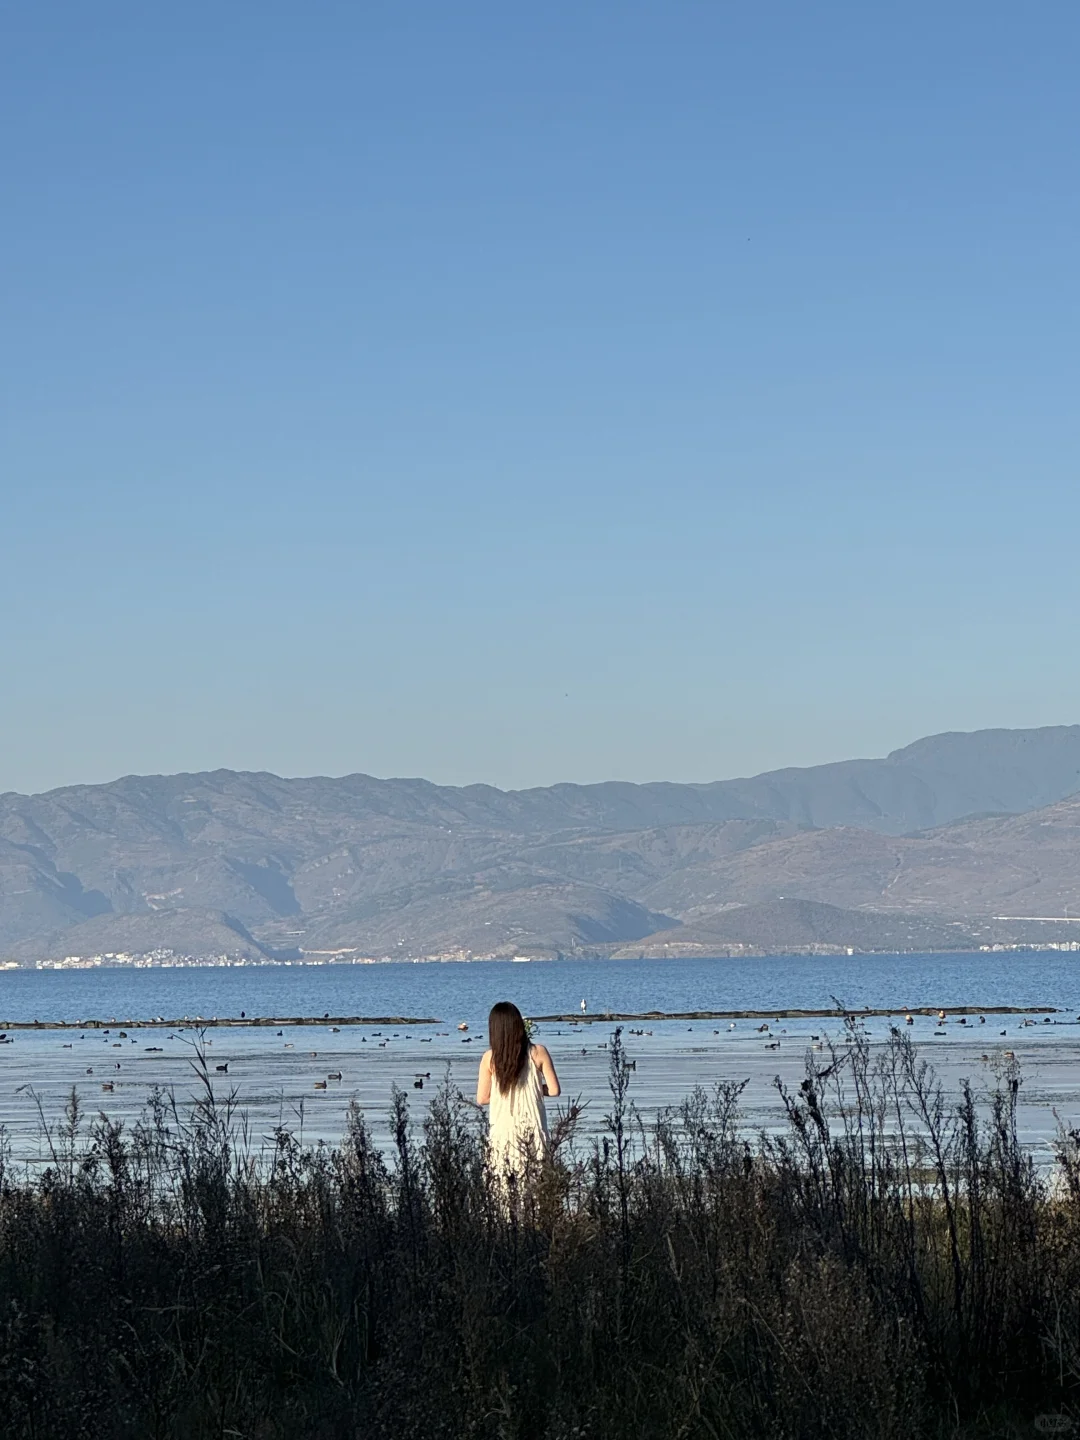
[488, 1047, 548, 1181]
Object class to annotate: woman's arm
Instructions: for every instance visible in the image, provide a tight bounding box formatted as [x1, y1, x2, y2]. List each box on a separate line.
[476, 1049, 493, 1105]
[534, 1043, 560, 1098]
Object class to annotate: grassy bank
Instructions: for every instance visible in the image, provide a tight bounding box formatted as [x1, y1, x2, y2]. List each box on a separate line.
[0, 1025, 1078, 1439]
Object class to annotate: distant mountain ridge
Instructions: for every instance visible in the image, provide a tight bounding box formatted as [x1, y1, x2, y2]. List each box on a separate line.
[2, 725, 1080, 962]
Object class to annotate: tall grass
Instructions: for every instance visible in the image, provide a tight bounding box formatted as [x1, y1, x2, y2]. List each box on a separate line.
[0, 1022, 1078, 1439]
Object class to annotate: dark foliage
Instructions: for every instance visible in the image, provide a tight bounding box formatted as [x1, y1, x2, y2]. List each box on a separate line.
[0, 1024, 1078, 1439]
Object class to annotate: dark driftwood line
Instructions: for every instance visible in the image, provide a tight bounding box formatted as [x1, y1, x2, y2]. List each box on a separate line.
[533, 1004, 1059, 1022]
[0, 1005, 1061, 1030]
[0, 1014, 441, 1030]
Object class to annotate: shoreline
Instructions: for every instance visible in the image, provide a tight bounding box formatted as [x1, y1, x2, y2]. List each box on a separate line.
[6, 942, 1080, 970]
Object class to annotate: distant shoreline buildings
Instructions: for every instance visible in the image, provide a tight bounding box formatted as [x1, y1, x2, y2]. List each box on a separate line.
[3, 938, 1078, 971]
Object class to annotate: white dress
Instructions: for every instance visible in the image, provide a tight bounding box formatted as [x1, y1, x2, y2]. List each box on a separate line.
[488, 1047, 549, 1180]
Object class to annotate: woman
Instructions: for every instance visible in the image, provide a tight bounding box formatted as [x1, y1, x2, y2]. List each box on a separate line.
[476, 1001, 560, 1182]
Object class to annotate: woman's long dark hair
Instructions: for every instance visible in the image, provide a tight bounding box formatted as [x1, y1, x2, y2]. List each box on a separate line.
[488, 1001, 530, 1094]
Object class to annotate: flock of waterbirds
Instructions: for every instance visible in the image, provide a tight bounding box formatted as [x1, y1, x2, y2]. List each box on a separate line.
[0, 999, 1070, 1100]
[2, 999, 1079, 1167]
[8, 1016, 446, 1093]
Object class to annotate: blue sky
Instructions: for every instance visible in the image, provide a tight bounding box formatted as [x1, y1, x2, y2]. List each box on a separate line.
[2, 3, 1078, 795]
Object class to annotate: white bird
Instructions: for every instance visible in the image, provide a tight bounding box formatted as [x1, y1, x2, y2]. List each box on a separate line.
[580, 999, 587, 1013]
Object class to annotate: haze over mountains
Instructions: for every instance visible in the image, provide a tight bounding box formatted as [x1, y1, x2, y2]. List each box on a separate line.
[3, 726, 1080, 963]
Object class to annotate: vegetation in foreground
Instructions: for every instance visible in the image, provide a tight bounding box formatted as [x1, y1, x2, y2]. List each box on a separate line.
[1, 1025, 1079, 1439]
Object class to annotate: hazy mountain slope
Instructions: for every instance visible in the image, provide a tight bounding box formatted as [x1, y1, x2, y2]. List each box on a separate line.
[2, 725, 1080, 960]
[696, 726, 1080, 834]
[633, 797, 1080, 924]
[304, 878, 672, 955]
[886, 727, 1080, 823]
[0, 839, 112, 946]
[877, 794, 1080, 917]
[3, 725, 1079, 860]
[506, 821, 809, 899]
[7, 909, 269, 964]
[612, 899, 984, 957]
[636, 828, 918, 916]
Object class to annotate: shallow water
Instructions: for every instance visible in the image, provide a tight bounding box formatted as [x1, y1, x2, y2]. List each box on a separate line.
[2, 953, 1078, 1166]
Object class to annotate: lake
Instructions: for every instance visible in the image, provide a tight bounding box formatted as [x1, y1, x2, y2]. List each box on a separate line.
[1, 952, 1078, 1165]
[3, 949, 1079, 1024]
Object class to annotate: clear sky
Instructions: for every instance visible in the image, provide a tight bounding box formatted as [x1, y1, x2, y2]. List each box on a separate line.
[2, 3, 1078, 796]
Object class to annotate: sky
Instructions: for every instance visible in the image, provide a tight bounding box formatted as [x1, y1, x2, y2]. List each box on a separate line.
[2, 3, 1078, 796]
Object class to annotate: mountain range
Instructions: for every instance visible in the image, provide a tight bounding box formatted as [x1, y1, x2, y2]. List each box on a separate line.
[3, 725, 1080, 962]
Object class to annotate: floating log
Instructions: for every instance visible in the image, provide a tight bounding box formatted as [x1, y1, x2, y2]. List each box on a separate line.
[0, 1015, 441, 1031]
[0, 1005, 1063, 1031]
[530, 1005, 1058, 1023]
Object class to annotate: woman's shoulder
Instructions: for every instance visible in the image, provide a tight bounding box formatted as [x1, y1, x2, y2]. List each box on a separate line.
[529, 1042, 549, 1063]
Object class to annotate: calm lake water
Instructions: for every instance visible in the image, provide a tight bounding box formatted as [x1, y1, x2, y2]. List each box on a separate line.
[1, 953, 1078, 1166]
[1, 950, 1078, 1025]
